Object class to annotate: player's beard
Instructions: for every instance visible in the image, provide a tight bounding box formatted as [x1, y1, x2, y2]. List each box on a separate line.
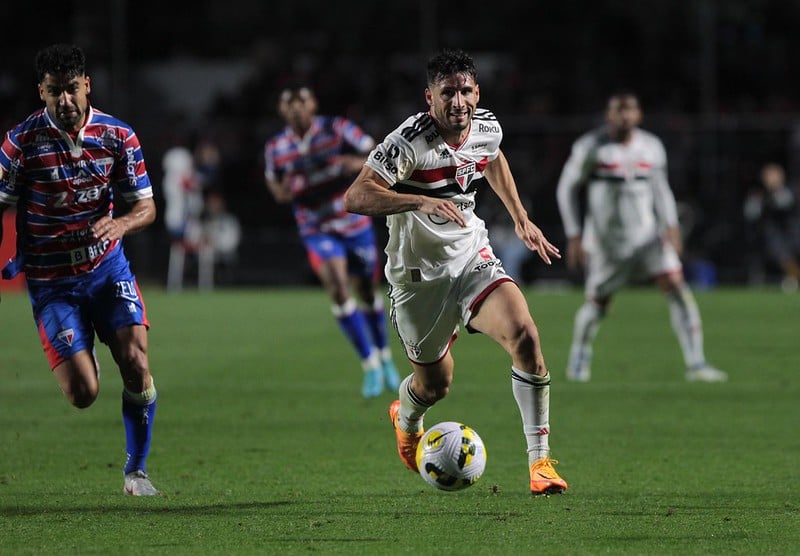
[55, 105, 85, 130]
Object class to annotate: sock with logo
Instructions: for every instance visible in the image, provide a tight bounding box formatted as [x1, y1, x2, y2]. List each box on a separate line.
[122, 378, 157, 475]
[511, 367, 551, 465]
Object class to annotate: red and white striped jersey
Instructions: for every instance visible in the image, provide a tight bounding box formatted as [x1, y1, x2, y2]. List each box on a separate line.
[0, 106, 153, 282]
[556, 126, 679, 258]
[365, 109, 502, 283]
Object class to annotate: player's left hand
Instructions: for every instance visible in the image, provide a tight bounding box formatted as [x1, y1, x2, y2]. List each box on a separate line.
[516, 220, 561, 265]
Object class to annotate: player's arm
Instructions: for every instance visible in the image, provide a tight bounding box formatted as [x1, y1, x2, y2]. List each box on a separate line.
[556, 139, 592, 271]
[344, 166, 466, 226]
[651, 167, 682, 256]
[483, 149, 560, 265]
[92, 197, 156, 243]
[332, 117, 375, 174]
[263, 142, 293, 204]
[265, 174, 294, 204]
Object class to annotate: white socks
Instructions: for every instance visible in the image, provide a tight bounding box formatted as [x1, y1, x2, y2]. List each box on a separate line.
[511, 367, 551, 464]
[397, 374, 429, 433]
[666, 285, 705, 368]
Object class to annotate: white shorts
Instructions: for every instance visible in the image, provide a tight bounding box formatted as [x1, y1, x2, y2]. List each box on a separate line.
[585, 237, 682, 299]
[388, 247, 513, 364]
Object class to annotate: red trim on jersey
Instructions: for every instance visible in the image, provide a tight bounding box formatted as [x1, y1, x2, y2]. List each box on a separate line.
[409, 157, 488, 183]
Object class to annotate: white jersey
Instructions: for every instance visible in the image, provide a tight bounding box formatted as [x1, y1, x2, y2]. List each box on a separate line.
[556, 127, 679, 259]
[365, 109, 501, 284]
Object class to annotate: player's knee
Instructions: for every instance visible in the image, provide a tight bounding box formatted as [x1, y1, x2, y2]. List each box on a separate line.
[510, 321, 541, 357]
[117, 344, 149, 376]
[65, 382, 99, 409]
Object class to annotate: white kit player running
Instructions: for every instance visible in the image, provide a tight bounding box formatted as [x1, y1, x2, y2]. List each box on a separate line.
[345, 48, 568, 495]
[556, 92, 727, 383]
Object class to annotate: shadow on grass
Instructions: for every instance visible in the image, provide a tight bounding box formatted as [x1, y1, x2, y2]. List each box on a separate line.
[0, 500, 292, 517]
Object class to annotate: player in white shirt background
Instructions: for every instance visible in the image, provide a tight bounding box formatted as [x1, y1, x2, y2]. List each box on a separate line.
[556, 92, 727, 383]
[345, 48, 568, 495]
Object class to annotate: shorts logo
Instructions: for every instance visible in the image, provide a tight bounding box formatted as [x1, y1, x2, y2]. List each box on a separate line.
[404, 340, 422, 359]
[115, 280, 140, 302]
[455, 161, 476, 191]
[57, 328, 75, 347]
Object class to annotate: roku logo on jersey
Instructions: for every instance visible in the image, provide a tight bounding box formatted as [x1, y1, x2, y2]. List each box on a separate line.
[477, 123, 499, 133]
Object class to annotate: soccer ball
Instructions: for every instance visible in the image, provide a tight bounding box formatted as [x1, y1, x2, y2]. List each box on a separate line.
[415, 421, 487, 491]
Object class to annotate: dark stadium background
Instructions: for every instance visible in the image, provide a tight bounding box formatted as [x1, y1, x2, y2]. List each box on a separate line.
[3, 0, 800, 287]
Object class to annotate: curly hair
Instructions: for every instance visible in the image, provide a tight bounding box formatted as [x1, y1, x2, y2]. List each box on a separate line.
[35, 44, 86, 82]
[426, 48, 477, 86]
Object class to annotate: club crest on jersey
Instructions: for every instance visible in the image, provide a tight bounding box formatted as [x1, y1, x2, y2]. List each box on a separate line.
[455, 161, 476, 191]
[57, 328, 75, 347]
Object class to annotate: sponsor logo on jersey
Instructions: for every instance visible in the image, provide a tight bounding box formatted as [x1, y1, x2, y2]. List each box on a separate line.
[372, 149, 398, 175]
[455, 161, 476, 190]
[101, 128, 120, 149]
[57, 328, 75, 347]
[477, 123, 500, 134]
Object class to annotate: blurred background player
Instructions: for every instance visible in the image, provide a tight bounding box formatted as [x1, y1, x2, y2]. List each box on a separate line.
[162, 141, 209, 290]
[345, 48, 568, 495]
[743, 162, 800, 292]
[264, 85, 399, 398]
[0, 44, 159, 495]
[556, 92, 727, 383]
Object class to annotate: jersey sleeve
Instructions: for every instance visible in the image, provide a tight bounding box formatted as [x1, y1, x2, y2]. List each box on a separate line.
[0, 131, 23, 206]
[649, 138, 679, 228]
[334, 117, 375, 154]
[264, 139, 278, 182]
[556, 134, 595, 238]
[115, 127, 153, 203]
[364, 129, 416, 186]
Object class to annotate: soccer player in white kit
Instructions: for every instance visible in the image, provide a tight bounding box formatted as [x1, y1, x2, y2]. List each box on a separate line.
[344, 49, 568, 495]
[556, 93, 727, 383]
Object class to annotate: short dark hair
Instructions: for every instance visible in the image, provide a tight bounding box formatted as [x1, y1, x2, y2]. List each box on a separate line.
[426, 48, 477, 86]
[35, 44, 86, 82]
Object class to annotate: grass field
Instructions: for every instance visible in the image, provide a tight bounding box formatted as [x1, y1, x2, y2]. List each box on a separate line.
[1, 286, 798, 555]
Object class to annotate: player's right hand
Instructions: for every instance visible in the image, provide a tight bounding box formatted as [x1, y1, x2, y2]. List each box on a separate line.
[418, 198, 466, 227]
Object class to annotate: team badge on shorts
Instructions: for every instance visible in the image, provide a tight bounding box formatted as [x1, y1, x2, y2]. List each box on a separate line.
[57, 328, 75, 347]
[404, 340, 422, 359]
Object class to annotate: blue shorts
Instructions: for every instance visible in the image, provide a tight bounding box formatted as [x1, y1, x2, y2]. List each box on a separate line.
[303, 227, 380, 280]
[27, 250, 149, 369]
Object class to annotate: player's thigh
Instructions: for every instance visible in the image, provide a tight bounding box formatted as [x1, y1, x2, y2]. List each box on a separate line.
[344, 228, 381, 280]
[388, 281, 460, 364]
[32, 290, 97, 370]
[304, 234, 349, 289]
[91, 268, 150, 347]
[639, 240, 683, 283]
[467, 281, 533, 341]
[585, 250, 632, 299]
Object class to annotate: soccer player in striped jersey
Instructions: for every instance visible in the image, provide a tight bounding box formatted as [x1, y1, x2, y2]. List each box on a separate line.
[264, 86, 400, 398]
[556, 93, 727, 383]
[0, 44, 160, 495]
[345, 49, 568, 495]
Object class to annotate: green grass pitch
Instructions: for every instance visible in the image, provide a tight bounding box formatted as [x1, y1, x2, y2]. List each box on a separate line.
[1, 286, 798, 554]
